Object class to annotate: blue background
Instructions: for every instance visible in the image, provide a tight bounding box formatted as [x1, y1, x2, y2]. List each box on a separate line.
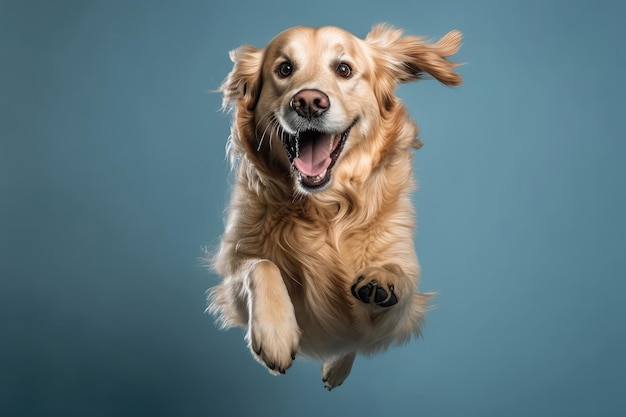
[2, 0, 625, 415]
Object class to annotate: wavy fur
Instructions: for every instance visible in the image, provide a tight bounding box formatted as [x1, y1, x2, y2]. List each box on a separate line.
[208, 23, 462, 389]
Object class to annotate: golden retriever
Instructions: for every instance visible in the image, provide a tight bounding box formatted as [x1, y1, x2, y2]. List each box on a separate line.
[208, 24, 462, 390]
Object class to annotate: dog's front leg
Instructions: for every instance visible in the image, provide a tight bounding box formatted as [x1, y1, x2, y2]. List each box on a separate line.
[351, 263, 407, 308]
[244, 259, 301, 374]
[350, 263, 430, 343]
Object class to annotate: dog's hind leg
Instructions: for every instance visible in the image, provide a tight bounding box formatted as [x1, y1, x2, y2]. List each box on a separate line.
[321, 352, 357, 390]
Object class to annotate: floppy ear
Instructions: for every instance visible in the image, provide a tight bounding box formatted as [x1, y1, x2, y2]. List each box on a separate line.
[366, 24, 463, 85]
[219, 45, 263, 111]
[366, 24, 463, 109]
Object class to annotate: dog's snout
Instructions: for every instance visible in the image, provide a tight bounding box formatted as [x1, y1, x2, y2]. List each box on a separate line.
[290, 89, 330, 119]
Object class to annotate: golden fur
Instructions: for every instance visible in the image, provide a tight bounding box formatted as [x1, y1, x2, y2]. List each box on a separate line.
[208, 24, 462, 390]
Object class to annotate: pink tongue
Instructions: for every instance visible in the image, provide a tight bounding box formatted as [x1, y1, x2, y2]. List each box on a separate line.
[294, 134, 332, 177]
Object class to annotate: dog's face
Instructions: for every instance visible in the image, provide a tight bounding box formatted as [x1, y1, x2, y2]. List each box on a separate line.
[221, 25, 462, 194]
[259, 27, 376, 193]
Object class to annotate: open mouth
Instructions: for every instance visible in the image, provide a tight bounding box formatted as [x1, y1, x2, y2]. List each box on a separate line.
[282, 120, 357, 192]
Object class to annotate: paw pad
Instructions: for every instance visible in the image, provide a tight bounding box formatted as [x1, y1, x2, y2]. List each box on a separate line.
[350, 277, 398, 307]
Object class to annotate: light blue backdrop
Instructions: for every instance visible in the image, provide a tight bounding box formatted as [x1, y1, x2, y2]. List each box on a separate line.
[1, 0, 624, 416]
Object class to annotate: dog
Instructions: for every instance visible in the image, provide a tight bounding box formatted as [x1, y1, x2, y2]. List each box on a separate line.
[208, 23, 462, 390]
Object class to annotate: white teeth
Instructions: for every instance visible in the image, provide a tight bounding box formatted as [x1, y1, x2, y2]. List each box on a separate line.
[295, 132, 300, 157]
[303, 169, 328, 184]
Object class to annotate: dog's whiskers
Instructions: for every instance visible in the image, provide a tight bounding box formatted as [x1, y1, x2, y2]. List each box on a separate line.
[255, 114, 273, 152]
[291, 186, 307, 204]
[255, 113, 283, 152]
[257, 125, 270, 152]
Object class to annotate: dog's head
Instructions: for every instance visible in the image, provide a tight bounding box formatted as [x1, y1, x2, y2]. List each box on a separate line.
[220, 24, 462, 194]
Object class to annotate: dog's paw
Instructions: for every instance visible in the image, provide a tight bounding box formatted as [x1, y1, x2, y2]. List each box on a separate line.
[321, 353, 356, 391]
[248, 314, 300, 375]
[351, 264, 402, 307]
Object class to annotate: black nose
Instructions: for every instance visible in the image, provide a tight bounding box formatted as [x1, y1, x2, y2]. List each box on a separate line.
[290, 89, 330, 119]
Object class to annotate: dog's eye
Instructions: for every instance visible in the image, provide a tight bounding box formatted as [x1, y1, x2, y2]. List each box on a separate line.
[336, 62, 352, 78]
[277, 62, 294, 78]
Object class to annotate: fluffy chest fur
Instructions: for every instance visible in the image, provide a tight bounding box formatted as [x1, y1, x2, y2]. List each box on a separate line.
[214, 149, 419, 348]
